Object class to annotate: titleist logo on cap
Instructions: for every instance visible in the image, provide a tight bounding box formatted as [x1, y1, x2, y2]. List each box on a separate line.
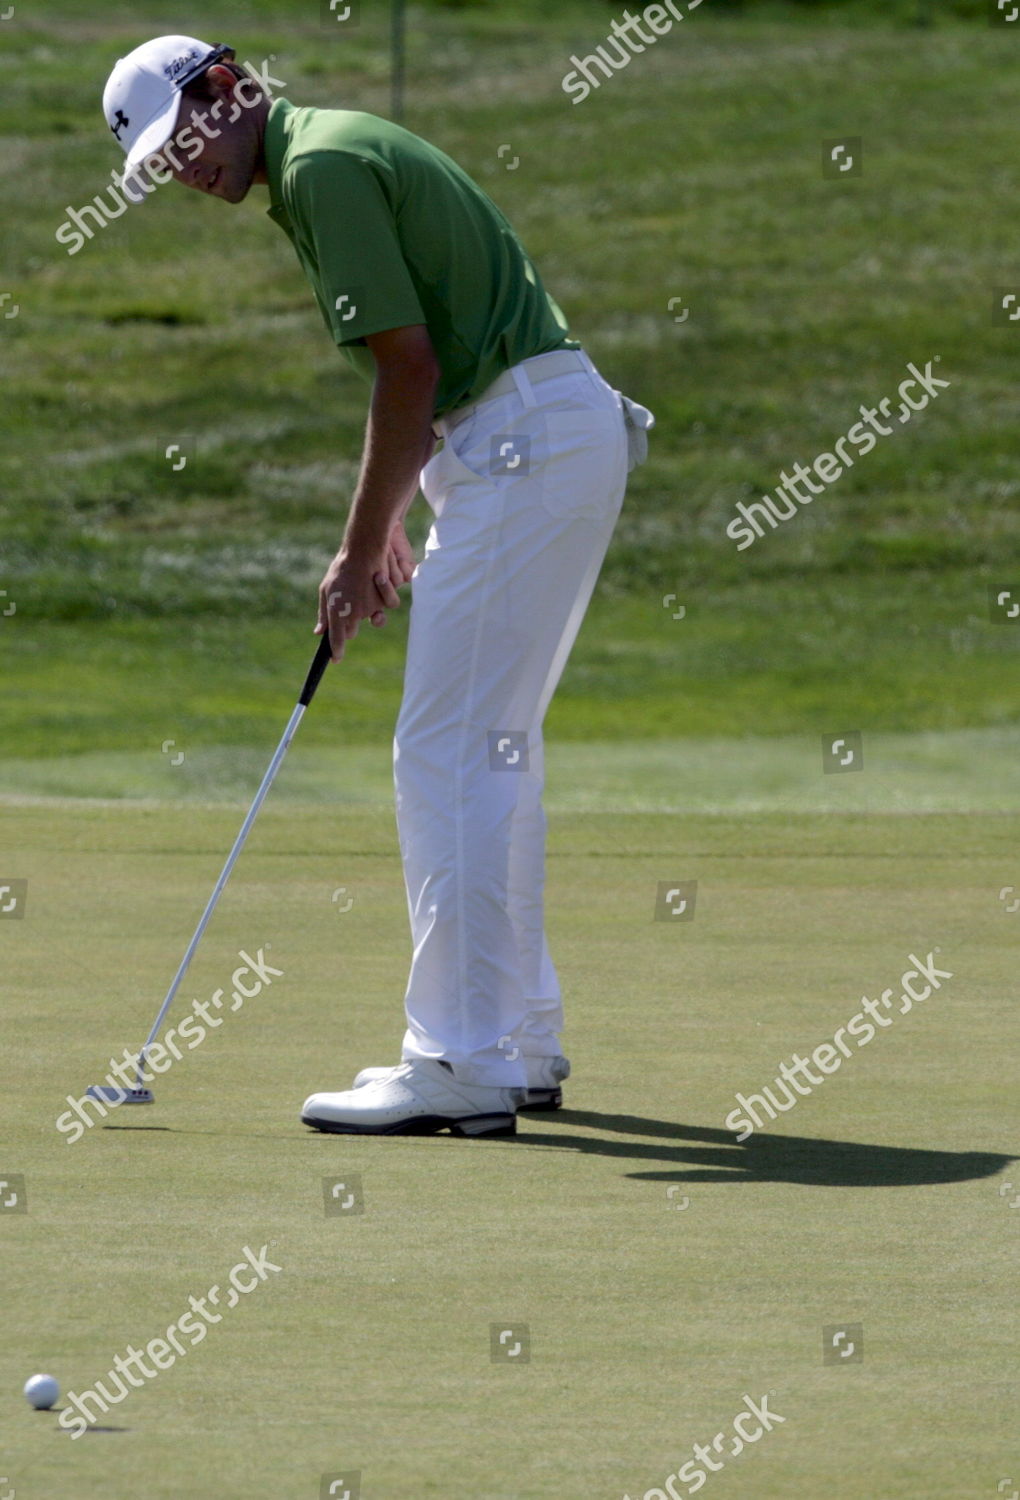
[163, 49, 200, 82]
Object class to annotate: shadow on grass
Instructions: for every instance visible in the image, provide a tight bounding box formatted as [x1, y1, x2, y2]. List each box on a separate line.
[519, 1110, 1013, 1187]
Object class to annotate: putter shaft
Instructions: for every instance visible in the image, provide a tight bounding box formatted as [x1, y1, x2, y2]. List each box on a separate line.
[133, 636, 333, 1088]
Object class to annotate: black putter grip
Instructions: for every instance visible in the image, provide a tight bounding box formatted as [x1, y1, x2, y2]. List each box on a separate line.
[299, 634, 334, 707]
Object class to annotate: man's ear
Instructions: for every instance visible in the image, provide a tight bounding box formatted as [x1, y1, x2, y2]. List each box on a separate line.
[204, 63, 240, 97]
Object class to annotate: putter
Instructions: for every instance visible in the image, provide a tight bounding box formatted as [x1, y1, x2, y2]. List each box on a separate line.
[86, 635, 333, 1106]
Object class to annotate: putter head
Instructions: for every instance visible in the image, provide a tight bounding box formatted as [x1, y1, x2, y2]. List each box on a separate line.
[86, 1084, 154, 1106]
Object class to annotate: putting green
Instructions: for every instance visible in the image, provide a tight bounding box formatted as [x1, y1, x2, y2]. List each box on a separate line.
[2, 799, 1015, 1498]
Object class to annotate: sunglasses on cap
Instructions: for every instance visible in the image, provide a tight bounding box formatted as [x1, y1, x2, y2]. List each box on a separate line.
[173, 42, 236, 91]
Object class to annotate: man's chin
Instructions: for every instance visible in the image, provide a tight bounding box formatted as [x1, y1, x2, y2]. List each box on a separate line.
[221, 173, 254, 204]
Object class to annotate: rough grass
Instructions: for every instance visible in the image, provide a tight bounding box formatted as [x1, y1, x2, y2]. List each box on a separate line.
[1, 3, 1019, 758]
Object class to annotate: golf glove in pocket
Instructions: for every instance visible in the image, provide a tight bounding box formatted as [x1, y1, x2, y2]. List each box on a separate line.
[619, 394, 656, 471]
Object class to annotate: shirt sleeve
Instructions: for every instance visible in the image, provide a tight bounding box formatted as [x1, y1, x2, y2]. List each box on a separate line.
[284, 150, 426, 346]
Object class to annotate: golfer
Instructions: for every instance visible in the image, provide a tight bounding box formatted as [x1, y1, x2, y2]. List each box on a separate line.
[102, 36, 653, 1137]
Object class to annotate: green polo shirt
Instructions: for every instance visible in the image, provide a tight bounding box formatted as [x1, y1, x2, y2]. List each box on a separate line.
[263, 98, 578, 418]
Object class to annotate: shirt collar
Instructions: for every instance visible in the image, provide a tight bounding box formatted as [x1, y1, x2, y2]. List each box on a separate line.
[263, 96, 295, 230]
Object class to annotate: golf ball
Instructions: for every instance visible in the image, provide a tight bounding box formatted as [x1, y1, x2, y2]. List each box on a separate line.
[24, 1373, 59, 1410]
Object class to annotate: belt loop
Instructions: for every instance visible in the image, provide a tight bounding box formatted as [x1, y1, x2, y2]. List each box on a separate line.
[510, 361, 537, 408]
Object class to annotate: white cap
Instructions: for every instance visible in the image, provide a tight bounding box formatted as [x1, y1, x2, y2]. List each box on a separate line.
[102, 35, 232, 179]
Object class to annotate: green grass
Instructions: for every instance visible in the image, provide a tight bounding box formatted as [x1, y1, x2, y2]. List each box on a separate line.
[3, 730, 1020, 810]
[2, 802, 1017, 1498]
[3, 6, 1020, 1496]
[3, 583, 1020, 769]
[2, 2, 1020, 754]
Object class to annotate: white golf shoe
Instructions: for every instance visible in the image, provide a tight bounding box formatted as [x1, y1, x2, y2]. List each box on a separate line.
[352, 1054, 570, 1111]
[301, 1059, 524, 1136]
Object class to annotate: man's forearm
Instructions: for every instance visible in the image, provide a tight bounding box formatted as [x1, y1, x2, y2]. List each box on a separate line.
[391, 425, 437, 527]
[401, 427, 437, 521]
[343, 368, 437, 552]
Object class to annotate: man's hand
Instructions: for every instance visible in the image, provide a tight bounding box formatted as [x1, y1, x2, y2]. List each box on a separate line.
[386, 520, 416, 590]
[316, 544, 400, 662]
[316, 522, 417, 663]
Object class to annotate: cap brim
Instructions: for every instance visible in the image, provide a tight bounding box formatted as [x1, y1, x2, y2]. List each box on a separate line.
[121, 93, 184, 186]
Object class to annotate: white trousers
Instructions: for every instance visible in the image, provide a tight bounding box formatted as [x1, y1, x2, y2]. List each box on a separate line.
[393, 349, 629, 1087]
